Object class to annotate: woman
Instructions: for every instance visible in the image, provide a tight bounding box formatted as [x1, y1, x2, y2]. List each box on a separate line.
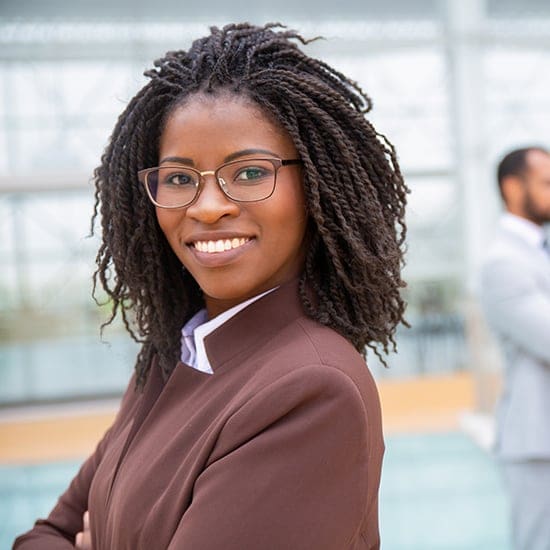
[14, 23, 407, 550]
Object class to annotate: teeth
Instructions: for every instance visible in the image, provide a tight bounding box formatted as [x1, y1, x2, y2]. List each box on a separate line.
[193, 237, 251, 254]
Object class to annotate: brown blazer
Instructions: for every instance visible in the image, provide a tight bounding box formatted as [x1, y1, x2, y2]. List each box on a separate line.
[14, 280, 384, 549]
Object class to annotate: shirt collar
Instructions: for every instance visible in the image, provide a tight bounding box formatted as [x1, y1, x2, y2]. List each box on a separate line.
[181, 287, 278, 374]
[500, 212, 546, 249]
[180, 309, 208, 371]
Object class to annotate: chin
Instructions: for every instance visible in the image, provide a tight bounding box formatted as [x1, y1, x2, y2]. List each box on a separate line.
[198, 277, 260, 302]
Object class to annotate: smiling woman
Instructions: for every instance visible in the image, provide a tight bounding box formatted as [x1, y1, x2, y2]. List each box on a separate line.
[13, 23, 408, 550]
[155, 94, 308, 316]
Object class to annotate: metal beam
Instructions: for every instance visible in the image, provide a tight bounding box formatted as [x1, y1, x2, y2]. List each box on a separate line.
[0, 173, 95, 193]
[0, 0, 440, 21]
[443, 0, 494, 294]
[0, 20, 442, 61]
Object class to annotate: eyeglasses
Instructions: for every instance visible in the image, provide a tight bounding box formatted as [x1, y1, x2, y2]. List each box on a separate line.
[138, 157, 302, 209]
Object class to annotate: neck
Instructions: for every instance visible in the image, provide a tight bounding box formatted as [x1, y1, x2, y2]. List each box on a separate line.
[506, 209, 543, 227]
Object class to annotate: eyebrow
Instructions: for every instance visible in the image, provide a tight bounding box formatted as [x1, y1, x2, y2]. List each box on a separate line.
[224, 149, 278, 162]
[159, 148, 279, 166]
[160, 156, 195, 166]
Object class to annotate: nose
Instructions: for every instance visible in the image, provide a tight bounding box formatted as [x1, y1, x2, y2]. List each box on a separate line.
[185, 173, 240, 224]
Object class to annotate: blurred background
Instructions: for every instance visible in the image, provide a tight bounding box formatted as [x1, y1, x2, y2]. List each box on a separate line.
[1, 0, 549, 548]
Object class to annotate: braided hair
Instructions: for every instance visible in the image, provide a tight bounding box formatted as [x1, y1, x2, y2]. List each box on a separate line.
[92, 22, 409, 387]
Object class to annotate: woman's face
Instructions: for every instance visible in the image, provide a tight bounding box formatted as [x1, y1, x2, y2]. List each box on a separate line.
[156, 94, 308, 318]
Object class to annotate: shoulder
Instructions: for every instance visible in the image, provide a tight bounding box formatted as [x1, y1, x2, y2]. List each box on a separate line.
[294, 316, 373, 383]
[218, 361, 379, 457]
[244, 315, 381, 420]
[254, 313, 373, 378]
[484, 228, 539, 267]
[481, 231, 539, 286]
[482, 249, 540, 286]
[484, 232, 516, 264]
[210, 316, 384, 464]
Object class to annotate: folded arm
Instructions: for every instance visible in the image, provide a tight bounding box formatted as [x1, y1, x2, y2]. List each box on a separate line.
[481, 258, 550, 363]
[13, 375, 139, 549]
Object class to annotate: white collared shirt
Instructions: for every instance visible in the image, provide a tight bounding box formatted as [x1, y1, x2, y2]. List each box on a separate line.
[500, 212, 546, 250]
[181, 288, 276, 374]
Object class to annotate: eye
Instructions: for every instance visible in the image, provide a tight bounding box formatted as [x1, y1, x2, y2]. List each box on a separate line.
[161, 171, 196, 187]
[234, 166, 272, 183]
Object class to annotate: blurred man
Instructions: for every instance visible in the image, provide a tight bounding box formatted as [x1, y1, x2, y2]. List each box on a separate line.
[480, 147, 550, 550]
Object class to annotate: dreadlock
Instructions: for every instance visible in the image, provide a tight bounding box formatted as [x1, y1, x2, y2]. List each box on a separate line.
[91, 22, 409, 388]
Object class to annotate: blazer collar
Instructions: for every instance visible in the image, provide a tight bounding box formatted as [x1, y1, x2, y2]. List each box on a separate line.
[203, 277, 305, 372]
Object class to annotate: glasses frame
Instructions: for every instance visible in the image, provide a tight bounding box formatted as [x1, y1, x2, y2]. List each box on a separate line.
[138, 157, 303, 209]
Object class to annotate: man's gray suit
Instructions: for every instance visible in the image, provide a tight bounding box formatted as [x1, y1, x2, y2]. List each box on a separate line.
[480, 215, 550, 550]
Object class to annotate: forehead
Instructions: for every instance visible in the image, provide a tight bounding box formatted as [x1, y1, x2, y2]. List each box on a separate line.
[158, 93, 298, 161]
[526, 150, 550, 175]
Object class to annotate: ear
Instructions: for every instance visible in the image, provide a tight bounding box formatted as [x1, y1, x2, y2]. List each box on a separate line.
[501, 175, 524, 207]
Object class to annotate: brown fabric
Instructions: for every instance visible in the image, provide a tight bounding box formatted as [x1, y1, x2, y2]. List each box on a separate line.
[14, 279, 384, 549]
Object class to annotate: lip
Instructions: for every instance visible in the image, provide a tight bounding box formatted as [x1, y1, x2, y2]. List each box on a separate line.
[184, 232, 256, 268]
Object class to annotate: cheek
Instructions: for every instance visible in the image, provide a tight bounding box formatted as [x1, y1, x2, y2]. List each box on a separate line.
[267, 185, 308, 246]
[155, 209, 184, 247]
[530, 187, 548, 206]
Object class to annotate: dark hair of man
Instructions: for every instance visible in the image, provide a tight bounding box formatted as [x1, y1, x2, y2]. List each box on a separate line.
[497, 146, 548, 201]
[91, 23, 409, 387]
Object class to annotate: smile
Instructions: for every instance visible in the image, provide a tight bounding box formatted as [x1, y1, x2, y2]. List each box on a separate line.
[192, 237, 251, 254]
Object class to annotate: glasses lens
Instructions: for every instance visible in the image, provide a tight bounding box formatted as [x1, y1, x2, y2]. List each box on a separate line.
[146, 167, 199, 207]
[218, 160, 276, 202]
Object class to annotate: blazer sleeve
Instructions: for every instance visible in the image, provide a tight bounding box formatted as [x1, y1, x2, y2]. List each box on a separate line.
[481, 257, 550, 364]
[13, 375, 140, 549]
[167, 364, 380, 550]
